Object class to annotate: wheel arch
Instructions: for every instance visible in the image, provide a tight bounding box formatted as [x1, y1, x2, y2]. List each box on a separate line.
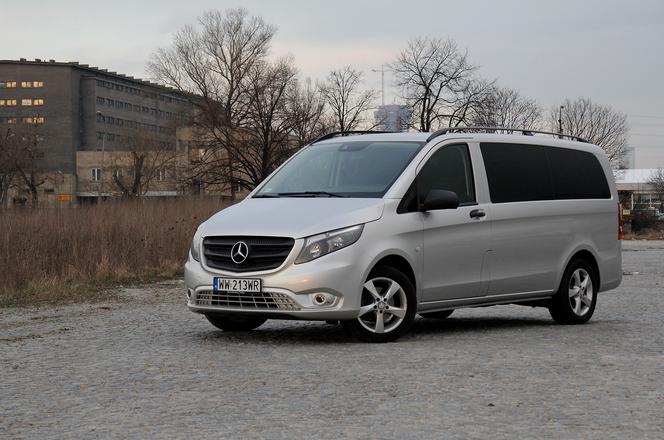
[560, 248, 601, 291]
[367, 253, 417, 294]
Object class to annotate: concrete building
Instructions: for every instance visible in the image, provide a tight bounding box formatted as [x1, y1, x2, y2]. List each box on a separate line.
[614, 168, 663, 212]
[0, 59, 195, 206]
[373, 105, 411, 132]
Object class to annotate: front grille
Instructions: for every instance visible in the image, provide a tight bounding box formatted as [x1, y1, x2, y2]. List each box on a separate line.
[195, 291, 300, 311]
[203, 236, 294, 273]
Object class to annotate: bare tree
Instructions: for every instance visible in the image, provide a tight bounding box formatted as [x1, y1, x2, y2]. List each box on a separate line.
[286, 78, 330, 145]
[3, 126, 46, 207]
[108, 129, 179, 198]
[320, 66, 377, 132]
[553, 98, 629, 166]
[648, 168, 664, 212]
[468, 87, 542, 129]
[391, 37, 486, 131]
[231, 57, 300, 189]
[148, 8, 278, 197]
[0, 129, 15, 207]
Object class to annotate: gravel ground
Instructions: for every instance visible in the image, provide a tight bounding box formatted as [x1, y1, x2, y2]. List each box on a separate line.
[2, 241, 664, 439]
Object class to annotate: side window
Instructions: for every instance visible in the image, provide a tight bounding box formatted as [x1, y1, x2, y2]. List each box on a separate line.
[418, 144, 476, 205]
[481, 143, 611, 203]
[547, 148, 610, 199]
[481, 143, 553, 203]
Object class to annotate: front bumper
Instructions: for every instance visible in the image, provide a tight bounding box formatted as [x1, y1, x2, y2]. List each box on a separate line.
[184, 242, 366, 321]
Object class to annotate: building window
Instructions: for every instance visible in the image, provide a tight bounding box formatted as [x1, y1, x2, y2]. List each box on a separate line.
[96, 131, 105, 140]
[21, 98, 43, 106]
[6, 117, 17, 124]
[157, 169, 167, 181]
[0, 99, 17, 106]
[113, 169, 122, 179]
[107, 98, 114, 107]
[0, 81, 17, 88]
[21, 81, 43, 88]
[96, 97, 105, 105]
[22, 116, 44, 125]
[133, 104, 140, 112]
[124, 102, 131, 110]
[91, 168, 101, 182]
[105, 133, 115, 141]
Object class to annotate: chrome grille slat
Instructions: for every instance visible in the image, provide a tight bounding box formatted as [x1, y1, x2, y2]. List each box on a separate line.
[203, 236, 294, 273]
[194, 291, 300, 311]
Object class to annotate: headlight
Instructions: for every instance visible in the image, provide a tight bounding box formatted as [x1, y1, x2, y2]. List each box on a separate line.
[295, 224, 364, 264]
[190, 230, 202, 262]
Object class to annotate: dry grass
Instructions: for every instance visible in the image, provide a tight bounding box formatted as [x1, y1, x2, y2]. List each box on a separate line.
[0, 198, 228, 307]
[623, 227, 664, 240]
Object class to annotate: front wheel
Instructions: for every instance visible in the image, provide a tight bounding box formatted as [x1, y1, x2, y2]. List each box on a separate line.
[342, 266, 417, 343]
[204, 314, 267, 331]
[549, 259, 598, 324]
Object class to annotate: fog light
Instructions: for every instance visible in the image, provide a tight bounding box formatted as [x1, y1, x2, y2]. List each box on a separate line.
[309, 292, 336, 307]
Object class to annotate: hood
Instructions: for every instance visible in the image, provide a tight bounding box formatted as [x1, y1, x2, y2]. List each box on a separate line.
[199, 197, 385, 239]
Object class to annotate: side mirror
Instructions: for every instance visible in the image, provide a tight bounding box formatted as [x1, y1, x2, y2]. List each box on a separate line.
[420, 189, 459, 212]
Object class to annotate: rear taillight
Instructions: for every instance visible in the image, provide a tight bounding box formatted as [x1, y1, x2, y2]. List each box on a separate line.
[618, 203, 623, 240]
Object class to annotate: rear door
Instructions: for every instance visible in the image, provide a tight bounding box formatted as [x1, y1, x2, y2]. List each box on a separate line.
[415, 143, 491, 301]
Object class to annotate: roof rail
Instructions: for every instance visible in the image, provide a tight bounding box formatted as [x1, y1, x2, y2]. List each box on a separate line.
[311, 130, 397, 144]
[426, 126, 589, 144]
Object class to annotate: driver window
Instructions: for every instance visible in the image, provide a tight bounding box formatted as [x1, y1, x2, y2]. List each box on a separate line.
[418, 144, 475, 205]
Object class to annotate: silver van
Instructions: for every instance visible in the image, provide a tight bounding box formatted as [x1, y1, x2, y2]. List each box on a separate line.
[185, 128, 622, 342]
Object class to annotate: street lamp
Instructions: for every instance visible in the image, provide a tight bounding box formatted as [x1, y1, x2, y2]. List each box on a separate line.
[558, 105, 565, 138]
[371, 65, 388, 107]
[96, 110, 105, 202]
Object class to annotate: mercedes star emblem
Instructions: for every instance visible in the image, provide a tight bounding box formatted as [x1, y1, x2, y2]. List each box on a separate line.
[230, 241, 249, 264]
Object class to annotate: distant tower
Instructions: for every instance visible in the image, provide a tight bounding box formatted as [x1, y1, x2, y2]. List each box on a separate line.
[374, 105, 412, 132]
[622, 146, 636, 169]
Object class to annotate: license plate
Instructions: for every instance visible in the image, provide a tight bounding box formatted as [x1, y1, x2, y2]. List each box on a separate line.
[213, 277, 262, 293]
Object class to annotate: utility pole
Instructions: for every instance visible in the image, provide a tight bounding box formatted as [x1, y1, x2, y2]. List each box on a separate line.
[371, 65, 386, 107]
[97, 111, 105, 202]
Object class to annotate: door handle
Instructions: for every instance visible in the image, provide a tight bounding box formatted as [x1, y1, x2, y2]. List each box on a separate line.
[469, 209, 486, 219]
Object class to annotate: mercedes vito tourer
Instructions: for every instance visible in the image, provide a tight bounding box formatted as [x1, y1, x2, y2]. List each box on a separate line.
[185, 127, 622, 342]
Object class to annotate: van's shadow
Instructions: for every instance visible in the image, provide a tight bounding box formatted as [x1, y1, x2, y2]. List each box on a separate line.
[192, 315, 565, 345]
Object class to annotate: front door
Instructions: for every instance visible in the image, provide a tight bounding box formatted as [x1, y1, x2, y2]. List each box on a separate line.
[417, 143, 491, 302]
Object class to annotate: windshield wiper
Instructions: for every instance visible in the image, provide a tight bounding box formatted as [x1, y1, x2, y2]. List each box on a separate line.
[278, 191, 345, 198]
[253, 193, 281, 198]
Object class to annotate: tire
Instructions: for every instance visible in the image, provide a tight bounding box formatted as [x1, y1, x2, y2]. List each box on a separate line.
[419, 309, 454, 319]
[342, 265, 417, 343]
[204, 314, 267, 331]
[549, 259, 598, 325]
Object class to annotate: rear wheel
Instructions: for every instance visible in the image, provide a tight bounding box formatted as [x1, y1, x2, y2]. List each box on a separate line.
[204, 314, 267, 331]
[342, 266, 417, 343]
[549, 259, 597, 324]
[419, 309, 454, 319]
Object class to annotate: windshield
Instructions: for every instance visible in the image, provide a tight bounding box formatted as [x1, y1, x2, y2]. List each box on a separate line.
[255, 141, 424, 198]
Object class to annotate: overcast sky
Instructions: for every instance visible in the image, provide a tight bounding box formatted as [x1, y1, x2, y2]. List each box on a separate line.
[2, 0, 663, 166]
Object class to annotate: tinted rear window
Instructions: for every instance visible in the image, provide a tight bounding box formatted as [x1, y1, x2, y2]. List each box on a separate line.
[480, 143, 610, 203]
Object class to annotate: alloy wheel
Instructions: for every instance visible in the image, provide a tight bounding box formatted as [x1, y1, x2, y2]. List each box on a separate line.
[357, 277, 408, 334]
[568, 268, 594, 317]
